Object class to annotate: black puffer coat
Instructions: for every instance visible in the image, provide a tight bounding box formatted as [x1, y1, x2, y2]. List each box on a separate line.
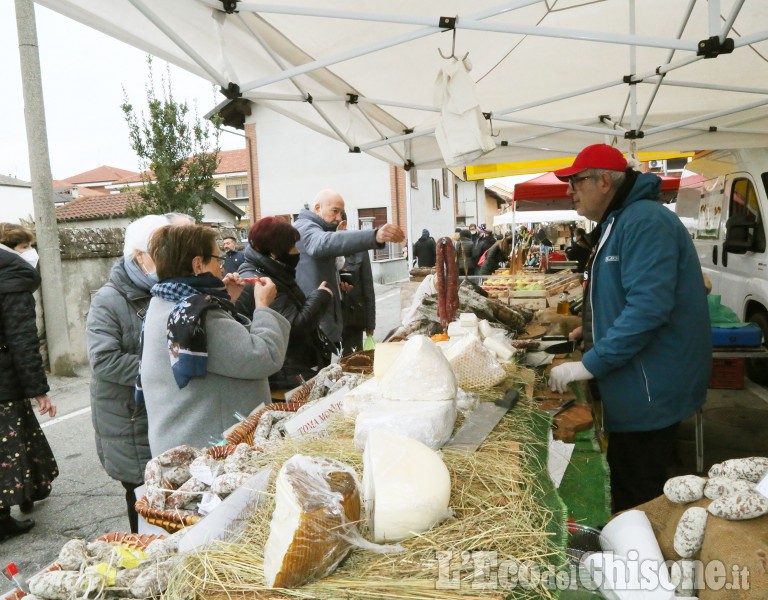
[0, 248, 48, 402]
[237, 247, 332, 388]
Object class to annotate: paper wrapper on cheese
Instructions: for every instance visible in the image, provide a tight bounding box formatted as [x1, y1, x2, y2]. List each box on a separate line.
[354, 399, 456, 450]
[444, 335, 506, 390]
[363, 430, 452, 543]
[379, 335, 457, 401]
[264, 455, 361, 588]
[373, 342, 404, 379]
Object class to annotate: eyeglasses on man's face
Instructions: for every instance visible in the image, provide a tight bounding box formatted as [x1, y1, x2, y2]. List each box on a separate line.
[568, 174, 594, 190]
[209, 254, 227, 264]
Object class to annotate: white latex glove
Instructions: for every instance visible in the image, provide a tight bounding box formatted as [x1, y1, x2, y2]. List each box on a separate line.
[549, 361, 593, 393]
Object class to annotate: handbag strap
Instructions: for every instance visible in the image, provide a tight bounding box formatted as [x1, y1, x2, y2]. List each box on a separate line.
[105, 282, 148, 321]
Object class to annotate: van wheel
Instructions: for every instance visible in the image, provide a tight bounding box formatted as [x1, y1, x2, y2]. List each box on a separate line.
[746, 312, 768, 385]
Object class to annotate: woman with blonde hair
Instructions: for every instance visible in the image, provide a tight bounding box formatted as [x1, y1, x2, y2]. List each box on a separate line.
[0, 223, 58, 542]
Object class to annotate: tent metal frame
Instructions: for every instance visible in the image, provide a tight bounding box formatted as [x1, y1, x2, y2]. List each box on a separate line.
[37, 0, 768, 168]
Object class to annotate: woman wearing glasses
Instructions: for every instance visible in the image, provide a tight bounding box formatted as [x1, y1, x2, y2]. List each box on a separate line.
[139, 225, 289, 456]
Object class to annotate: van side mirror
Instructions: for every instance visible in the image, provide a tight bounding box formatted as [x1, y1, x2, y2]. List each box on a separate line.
[723, 214, 756, 254]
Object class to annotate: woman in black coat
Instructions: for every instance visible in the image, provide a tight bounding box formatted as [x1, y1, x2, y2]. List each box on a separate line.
[479, 235, 514, 275]
[0, 224, 58, 542]
[237, 217, 333, 390]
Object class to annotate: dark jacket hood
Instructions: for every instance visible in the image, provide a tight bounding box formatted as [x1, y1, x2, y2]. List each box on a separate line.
[0, 247, 41, 294]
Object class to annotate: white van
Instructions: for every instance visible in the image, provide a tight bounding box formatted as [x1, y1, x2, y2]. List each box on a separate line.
[675, 148, 768, 383]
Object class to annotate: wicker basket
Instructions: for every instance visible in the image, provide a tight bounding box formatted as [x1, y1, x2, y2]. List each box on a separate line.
[134, 445, 239, 533]
[338, 349, 375, 374]
[225, 402, 304, 446]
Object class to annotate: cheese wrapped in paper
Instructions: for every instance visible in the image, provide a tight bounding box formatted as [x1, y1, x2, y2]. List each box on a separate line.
[363, 430, 451, 542]
[264, 455, 361, 588]
[354, 399, 456, 450]
[379, 335, 456, 401]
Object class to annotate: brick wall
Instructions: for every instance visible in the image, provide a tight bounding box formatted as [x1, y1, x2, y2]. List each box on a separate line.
[389, 165, 407, 230]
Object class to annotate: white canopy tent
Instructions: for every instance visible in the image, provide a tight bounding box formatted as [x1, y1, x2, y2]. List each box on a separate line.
[35, 0, 768, 170]
[493, 209, 580, 226]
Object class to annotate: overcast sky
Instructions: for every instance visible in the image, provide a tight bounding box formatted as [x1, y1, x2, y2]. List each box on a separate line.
[1, 3, 244, 182]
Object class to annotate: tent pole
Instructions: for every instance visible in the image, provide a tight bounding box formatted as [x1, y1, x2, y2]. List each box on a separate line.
[645, 98, 768, 136]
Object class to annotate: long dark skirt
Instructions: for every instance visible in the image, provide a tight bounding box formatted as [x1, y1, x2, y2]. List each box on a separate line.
[0, 399, 59, 510]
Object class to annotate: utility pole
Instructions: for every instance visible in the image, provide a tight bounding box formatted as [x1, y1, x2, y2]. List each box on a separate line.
[15, 0, 75, 376]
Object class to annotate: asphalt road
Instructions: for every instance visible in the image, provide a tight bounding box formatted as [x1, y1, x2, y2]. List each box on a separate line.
[0, 282, 404, 588]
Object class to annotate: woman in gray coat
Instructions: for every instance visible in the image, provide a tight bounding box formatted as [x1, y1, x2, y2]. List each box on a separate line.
[86, 215, 168, 533]
[140, 225, 289, 456]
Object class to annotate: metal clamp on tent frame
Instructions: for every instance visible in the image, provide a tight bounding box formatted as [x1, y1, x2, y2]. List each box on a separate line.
[483, 112, 500, 137]
[438, 15, 468, 61]
[219, 0, 237, 14]
[221, 82, 242, 99]
[697, 36, 735, 58]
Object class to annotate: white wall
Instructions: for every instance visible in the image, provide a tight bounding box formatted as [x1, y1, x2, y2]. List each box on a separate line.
[60, 217, 131, 229]
[408, 167, 456, 244]
[0, 184, 34, 223]
[202, 202, 239, 227]
[248, 106, 392, 224]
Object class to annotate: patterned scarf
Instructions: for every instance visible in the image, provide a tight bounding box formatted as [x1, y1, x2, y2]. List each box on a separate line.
[135, 273, 241, 404]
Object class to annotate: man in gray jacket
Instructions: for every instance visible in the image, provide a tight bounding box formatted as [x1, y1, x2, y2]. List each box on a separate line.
[295, 189, 404, 344]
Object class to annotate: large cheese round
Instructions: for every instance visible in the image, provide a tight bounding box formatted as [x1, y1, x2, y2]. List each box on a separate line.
[378, 335, 457, 401]
[363, 429, 452, 542]
[354, 399, 456, 450]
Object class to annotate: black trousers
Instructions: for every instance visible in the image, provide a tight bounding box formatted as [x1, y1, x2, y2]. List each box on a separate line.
[607, 422, 680, 514]
[121, 481, 140, 534]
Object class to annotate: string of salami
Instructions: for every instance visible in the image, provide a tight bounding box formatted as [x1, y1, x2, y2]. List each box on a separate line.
[434, 237, 459, 331]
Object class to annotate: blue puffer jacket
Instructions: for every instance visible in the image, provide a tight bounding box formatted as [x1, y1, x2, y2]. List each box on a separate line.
[582, 172, 711, 432]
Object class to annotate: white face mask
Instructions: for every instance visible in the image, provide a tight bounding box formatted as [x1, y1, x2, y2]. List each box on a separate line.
[20, 248, 39, 268]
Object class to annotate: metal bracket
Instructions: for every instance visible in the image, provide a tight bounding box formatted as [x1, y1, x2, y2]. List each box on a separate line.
[305, 93, 313, 104]
[599, 114, 611, 123]
[438, 16, 456, 30]
[500, 140, 509, 147]
[346, 93, 359, 105]
[624, 130, 645, 139]
[219, 0, 238, 14]
[403, 128, 414, 135]
[220, 82, 242, 99]
[623, 74, 641, 85]
[709, 126, 718, 132]
[348, 146, 361, 153]
[697, 36, 735, 58]
[403, 159, 415, 171]
[483, 112, 499, 137]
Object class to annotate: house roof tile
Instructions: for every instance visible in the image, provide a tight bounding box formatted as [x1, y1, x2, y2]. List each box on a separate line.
[109, 149, 248, 186]
[55, 192, 137, 222]
[61, 165, 140, 185]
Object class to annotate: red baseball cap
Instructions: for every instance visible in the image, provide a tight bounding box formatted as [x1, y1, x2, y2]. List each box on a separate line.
[553, 144, 627, 181]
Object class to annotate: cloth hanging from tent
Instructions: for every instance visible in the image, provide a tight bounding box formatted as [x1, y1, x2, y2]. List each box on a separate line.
[433, 58, 495, 167]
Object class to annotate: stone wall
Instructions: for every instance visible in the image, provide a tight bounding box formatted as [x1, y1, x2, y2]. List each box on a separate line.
[40, 226, 240, 366]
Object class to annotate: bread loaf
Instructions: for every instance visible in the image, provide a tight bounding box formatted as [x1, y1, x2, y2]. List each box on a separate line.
[264, 455, 360, 588]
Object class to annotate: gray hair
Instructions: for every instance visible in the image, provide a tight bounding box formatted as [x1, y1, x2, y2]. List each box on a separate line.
[587, 168, 626, 192]
[164, 212, 196, 226]
[123, 214, 171, 260]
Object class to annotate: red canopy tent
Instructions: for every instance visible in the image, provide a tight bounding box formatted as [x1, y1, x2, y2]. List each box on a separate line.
[513, 172, 681, 211]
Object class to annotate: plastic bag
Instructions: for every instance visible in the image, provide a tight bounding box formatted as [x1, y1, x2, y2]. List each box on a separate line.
[363, 335, 376, 351]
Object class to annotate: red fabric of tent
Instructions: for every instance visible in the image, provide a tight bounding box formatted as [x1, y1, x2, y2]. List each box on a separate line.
[514, 171, 681, 201]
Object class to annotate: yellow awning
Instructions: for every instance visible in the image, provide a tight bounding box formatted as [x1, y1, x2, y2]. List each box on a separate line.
[465, 151, 695, 181]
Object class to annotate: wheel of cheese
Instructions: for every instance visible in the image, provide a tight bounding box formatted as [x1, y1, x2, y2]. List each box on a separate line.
[378, 335, 457, 401]
[363, 429, 451, 542]
[264, 455, 360, 588]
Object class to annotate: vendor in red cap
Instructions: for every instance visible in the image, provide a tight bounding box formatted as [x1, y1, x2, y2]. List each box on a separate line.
[548, 143, 711, 513]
